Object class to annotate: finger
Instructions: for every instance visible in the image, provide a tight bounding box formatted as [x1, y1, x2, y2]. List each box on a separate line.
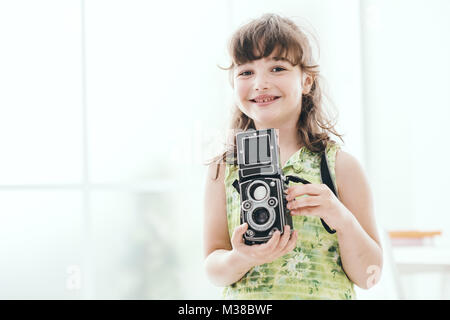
[258, 230, 280, 253]
[288, 195, 321, 210]
[231, 223, 248, 247]
[276, 225, 291, 251]
[290, 207, 315, 216]
[282, 230, 298, 254]
[286, 184, 323, 200]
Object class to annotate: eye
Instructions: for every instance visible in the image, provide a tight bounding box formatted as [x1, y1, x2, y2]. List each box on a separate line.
[272, 67, 286, 72]
[238, 70, 252, 77]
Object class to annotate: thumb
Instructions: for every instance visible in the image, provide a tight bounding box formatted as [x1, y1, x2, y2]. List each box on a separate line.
[231, 223, 248, 246]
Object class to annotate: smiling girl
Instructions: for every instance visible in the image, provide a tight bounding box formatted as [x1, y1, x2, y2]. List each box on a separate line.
[203, 13, 383, 300]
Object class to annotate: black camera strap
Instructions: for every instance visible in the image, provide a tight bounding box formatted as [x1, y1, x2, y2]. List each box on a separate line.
[319, 151, 338, 233]
[232, 151, 337, 234]
[232, 179, 240, 194]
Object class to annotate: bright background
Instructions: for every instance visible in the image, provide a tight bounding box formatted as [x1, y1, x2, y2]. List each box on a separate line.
[1, 0, 449, 299]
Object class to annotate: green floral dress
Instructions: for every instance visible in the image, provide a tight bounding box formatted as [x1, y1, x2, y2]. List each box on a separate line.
[222, 142, 356, 300]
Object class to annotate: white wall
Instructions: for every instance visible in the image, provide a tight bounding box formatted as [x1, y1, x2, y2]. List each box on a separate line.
[361, 0, 450, 235]
[0, 0, 84, 299]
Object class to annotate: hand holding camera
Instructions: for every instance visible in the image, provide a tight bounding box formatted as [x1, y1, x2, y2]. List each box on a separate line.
[230, 222, 298, 268]
[286, 183, 351, 233]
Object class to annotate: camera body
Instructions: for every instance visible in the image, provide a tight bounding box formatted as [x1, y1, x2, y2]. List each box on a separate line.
[235, 128, 293, 245]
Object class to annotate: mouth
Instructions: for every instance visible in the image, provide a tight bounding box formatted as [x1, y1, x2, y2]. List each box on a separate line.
[249, 96, 281, 106]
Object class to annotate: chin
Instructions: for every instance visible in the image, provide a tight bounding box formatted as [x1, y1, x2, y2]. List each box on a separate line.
[252, 114, 283, 127]
[253, 119, 282, 129]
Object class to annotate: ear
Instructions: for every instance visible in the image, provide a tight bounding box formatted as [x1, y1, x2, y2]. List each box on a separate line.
[302, 73, 313, 94]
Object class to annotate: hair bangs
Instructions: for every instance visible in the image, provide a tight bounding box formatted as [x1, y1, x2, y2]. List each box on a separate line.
[230, 17, 303, 68]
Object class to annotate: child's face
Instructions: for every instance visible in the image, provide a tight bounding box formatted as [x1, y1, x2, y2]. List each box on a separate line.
[233, 53, 308, 129]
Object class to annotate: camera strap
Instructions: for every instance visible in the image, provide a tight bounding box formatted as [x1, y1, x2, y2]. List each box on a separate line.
[231, 151, 337, 234]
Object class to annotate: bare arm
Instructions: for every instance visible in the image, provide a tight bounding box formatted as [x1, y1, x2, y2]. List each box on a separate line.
[203, 162, 252, 286]
[334, 150, 383, 289]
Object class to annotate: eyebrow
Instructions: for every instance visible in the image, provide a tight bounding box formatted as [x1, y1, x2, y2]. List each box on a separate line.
[236, 57, 292, 67]
[271, 57, 292, 63]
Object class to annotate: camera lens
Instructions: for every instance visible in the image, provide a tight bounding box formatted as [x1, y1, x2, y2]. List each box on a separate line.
[249, 182, 268, 201]
[252, 208, 270, 225]
[246, 206, 275, 231]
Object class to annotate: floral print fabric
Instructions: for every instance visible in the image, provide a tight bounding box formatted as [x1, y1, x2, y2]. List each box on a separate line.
[222, 142, 356, 300]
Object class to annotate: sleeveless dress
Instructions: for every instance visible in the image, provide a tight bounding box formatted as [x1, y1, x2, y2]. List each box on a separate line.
[222, 142, 356, 300]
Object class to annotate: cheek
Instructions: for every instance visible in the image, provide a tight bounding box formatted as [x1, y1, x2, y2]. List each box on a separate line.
[234, 83, 249, 103]
[284, 80, 303, 101]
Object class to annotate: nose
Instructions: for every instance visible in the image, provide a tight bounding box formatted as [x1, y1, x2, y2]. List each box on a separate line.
[253, 73, 270, 91]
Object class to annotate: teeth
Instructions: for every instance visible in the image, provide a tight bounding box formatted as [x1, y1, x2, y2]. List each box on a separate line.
[255, 97, 276, 103]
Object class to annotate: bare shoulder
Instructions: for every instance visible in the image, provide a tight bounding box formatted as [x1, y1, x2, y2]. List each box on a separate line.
[206, 160, 226, 182]
[334, 149, 382, 247]
[335, 149, 363, 175]
[334, 149, 368, 193]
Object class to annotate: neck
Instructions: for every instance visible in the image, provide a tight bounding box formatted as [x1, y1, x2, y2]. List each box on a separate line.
[279, 125, 302, 149]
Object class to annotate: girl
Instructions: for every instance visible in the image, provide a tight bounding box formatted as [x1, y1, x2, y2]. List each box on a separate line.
[203, 13, 383, 300]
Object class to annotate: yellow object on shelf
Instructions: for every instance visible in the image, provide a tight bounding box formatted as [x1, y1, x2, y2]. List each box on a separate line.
[388, 230, 442, 239]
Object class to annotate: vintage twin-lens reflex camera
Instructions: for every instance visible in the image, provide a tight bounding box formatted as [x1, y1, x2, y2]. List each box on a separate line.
[233, 128, 293, 245]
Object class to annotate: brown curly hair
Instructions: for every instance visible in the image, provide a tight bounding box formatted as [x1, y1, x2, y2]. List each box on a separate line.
[206, 13, 344, 179]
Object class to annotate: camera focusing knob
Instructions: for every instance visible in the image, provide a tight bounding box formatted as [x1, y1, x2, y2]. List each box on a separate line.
[268, 197, 277, 207]
[246, 230, 255, 237]
[242, 200, 252, 211]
